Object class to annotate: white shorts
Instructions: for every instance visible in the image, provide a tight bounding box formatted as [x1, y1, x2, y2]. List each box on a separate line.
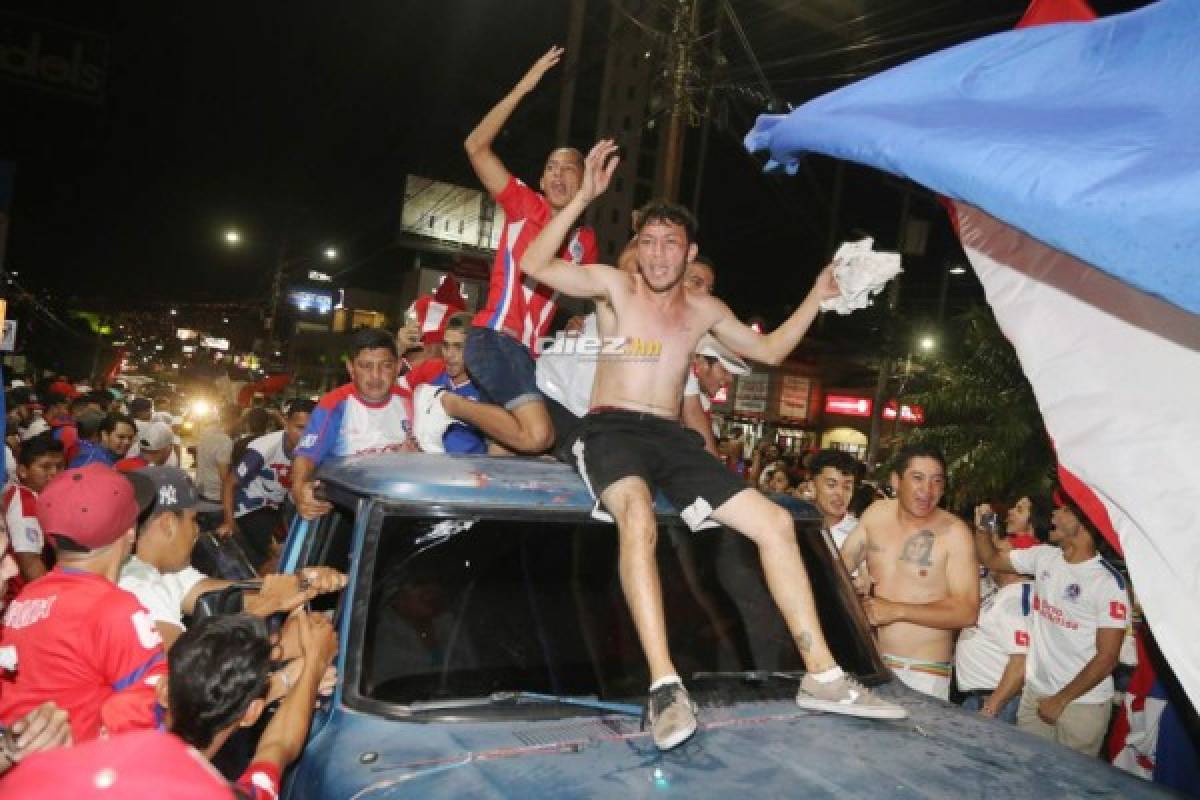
[883, 653, 952, 701]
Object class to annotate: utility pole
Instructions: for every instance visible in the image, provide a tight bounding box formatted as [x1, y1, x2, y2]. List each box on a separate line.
[655, 0, 698, 201]
[556, 0, 588, 147]
[690, 6, 723, 215]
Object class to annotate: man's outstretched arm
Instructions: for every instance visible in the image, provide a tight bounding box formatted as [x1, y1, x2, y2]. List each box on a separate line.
[709, 266, 839, 365]
[520, 139, 624, 300]
[464, 46, 563, 196]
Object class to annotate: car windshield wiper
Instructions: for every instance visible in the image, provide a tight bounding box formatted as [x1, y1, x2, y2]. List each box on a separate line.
[690, 670, 804, 682]
[406, 691, 641, 716]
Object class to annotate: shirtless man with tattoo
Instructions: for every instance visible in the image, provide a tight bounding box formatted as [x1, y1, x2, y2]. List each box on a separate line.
[520, 139, 906, 751]
[840, 443, 979, 699]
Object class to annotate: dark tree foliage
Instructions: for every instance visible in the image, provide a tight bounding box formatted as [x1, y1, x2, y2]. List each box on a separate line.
[899, 305, 1055, 508]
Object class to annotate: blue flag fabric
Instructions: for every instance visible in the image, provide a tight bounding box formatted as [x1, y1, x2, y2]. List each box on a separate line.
[744, 0, 1200, 316]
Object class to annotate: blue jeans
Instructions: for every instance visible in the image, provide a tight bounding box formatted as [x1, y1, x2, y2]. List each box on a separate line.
[465, 327, 542, 410]
[961, 692, 1020, 724]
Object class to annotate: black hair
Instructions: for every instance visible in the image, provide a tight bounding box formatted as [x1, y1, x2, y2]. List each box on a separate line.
[892, 442, 947, 477]
[286, 398, 316, 417]
[848, 483, 881, 517]
[100, 412, 135, 435]
[635, 200, 698, 243]
[43, 391, 69, 410]
[85, 389, 114, 411]
[809, 449, 861, 482]
[1025, 494, 1054, 542]
[167, 614, 272, 750]
[349, 327, 399, 359]
[18, 432, 64, 467]
[242, 407, 270, 436]
[77, 411, 105, 439]
[69, 396, 96, 414]
[445, 312, 473, 332]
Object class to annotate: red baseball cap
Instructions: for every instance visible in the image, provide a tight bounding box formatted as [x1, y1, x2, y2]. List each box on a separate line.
[36, 464, 142, 552]
[1, 730, 233, 799]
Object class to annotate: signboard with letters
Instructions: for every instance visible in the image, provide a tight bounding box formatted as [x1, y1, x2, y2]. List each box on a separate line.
[777, 374, 811, 421]
[733, 371, 769, 416]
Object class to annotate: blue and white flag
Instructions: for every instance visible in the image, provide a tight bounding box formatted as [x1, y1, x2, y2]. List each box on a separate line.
[746, 0, 1200, 706]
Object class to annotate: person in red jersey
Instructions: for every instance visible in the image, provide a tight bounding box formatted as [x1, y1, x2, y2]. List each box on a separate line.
[412, 46, 597, 455]
[0, 464, 167, 742]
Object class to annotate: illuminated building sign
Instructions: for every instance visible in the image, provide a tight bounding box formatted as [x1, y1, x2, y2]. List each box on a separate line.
[824, 394, 924, 425]
[825, 395, 872, 417]
[883, 401, 925, 424]
[200, 337, 230, 351]
[287, 289, 333, 315]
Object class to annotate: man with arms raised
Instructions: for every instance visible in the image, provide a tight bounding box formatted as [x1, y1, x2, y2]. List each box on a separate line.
[840, 444, 979, 700]
[975, 493, 1128, 755]
[413, 46, 597, 455]
[520, 140, 905, 751]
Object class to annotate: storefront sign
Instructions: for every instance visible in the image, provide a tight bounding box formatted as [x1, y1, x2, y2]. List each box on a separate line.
[733, 372, 769, 416]
[825, 394, 872, 417]
[778, 374, 811, 420]
[883, 401, 925, 425]
[824, 393, 924, 424]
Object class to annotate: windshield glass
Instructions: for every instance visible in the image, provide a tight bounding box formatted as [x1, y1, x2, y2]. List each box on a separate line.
[357, 514, 881, 709]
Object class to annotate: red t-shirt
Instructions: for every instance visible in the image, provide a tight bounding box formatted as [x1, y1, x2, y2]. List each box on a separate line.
[236, 760, 282, 800]
[0, 568, 167, 742]
[472, 177, 597, 350]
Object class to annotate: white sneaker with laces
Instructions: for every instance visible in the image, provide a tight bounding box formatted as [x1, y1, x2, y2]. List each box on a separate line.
[412, 384, 452, 453]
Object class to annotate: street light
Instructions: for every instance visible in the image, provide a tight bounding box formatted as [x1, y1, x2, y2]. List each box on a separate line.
[324, 247, 339, 261]
[948, 265, 967, 275]
[919, 335, 937, 352]
[224, 229, 241, 245]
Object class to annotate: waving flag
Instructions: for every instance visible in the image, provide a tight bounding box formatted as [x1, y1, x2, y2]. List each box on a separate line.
[745, 0, 1200, 707]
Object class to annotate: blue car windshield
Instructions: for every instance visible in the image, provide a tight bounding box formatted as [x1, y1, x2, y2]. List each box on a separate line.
[358, 514, 878, 708]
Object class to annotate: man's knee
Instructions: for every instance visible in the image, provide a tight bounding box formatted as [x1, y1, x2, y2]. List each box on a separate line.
[745, 501, 795, 547]
[513, 401, 555, 452]
[604, 480, 657, 536]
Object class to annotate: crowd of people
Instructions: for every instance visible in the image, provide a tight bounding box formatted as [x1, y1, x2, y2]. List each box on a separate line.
[0, 43, 1194, 795]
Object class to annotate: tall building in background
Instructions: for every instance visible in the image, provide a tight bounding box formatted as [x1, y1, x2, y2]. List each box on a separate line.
[590, 1, 663, 263]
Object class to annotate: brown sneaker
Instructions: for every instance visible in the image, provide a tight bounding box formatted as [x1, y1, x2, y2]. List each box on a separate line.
[796, 672, 908, 720]
[643, 681, 698, 750]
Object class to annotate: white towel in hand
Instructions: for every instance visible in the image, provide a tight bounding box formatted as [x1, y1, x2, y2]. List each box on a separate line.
[820, 238, 903, 315]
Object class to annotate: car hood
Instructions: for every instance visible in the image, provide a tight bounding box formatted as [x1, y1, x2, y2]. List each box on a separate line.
[286, 683, 1169, 799]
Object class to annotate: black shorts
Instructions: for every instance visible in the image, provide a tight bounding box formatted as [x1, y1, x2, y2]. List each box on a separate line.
[567, 409, 747, 530]
[545, 395, 584, 458]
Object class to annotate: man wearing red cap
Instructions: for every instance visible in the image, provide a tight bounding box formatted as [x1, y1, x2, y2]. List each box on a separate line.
[0, 464, 168, 742]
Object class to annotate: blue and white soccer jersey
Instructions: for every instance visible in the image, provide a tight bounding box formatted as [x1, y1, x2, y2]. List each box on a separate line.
[295, 384, 412, 466]
[233, 430, 295, 517]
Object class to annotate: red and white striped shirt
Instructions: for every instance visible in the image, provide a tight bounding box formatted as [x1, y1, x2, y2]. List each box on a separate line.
[472, 177, 597, 350]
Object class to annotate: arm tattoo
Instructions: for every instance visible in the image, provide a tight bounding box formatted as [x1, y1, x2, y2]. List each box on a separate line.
[798, 631, 813, 653]
[899, 530, 935, 567]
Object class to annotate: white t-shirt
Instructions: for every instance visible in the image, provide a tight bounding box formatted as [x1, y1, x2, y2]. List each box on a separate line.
[3, 485, 44, 555]
[828, 513, 858, 550]
[118, 557, 208, 631]
[955, 580, 1032, 691]
[536, 314, 599, 418]
[1009, 545, 1130, 704]
[194, 427, 233, 501]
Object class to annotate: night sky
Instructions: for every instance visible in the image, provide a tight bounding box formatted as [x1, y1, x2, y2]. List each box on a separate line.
[2, 0, 1151, 325]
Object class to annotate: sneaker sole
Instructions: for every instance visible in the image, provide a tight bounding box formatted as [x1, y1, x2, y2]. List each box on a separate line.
[795, 695, 909, 720]
[653, 717, 698, 751]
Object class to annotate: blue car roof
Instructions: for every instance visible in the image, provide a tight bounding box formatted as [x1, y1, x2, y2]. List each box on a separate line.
[317, 453, 820, 520]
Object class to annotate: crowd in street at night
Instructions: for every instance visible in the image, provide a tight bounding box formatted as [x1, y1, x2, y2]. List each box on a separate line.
[1, 19, 1198, 799]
